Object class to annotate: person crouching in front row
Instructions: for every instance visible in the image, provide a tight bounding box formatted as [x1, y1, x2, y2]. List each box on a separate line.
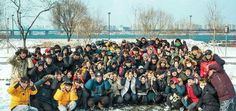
[85, 71, 111, 110]
[120, 69, 138, 105]
[7, 76, 38, 111]
[53, 81, 78, 111]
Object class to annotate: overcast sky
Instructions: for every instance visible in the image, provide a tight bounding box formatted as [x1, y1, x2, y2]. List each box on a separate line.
[2, 0, 236, 29]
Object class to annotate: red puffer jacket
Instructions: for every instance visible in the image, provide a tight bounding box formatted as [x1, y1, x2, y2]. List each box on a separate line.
[186, 83, 200, 103]
[200, 60, 217, 78]
[208, 63, 236, 101]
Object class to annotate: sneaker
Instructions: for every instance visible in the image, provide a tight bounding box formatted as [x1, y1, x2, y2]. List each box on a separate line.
[179, 107, 184, 111]
[164, 106, 171, 111]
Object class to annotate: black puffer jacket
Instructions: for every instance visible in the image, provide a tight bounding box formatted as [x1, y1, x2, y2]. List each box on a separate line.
[197, 83, 220, 111]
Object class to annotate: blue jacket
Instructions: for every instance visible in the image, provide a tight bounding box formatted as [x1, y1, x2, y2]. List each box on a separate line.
[85, 79, 111, 97]
[165, 84, 185, 97]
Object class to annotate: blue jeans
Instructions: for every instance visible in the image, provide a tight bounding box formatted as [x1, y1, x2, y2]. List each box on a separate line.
[220, 97, 236, 111]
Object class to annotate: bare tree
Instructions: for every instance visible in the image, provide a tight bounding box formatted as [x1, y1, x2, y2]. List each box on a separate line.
[77, 15, 104, 44]
[10, 0, 55, 48]
[137, 8, 173, 36]
[206, 0, 223, 52]
[52, 0, 87, 42]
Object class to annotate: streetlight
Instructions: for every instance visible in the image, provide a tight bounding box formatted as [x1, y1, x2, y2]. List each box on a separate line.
[224, 25, 230, 57]
[108, 12, 111, 40]
[6, 18, 10, 53]
[12, 14, 14, 37]
[189, 15, 192, 39]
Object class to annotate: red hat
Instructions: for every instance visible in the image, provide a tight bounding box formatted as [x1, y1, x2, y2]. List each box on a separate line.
[170, 77, 179, 84]
[45, 48, 51, 53]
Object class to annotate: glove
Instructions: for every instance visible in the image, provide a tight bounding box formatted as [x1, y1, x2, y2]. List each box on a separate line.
[15, 48, 21, 55]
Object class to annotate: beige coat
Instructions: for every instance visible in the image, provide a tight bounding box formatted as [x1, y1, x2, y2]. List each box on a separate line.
[8, 55, 34, 84]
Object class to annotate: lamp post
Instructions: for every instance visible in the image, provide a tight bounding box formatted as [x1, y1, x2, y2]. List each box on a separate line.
[7, 18, 10, 53]
[108, 12, 111, 40]
[189, 15, 192, 39]
[224, 25, 229, 57]
[12, 14, 14, 37]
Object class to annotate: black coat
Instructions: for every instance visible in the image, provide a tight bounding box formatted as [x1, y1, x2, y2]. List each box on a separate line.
[45, 63, 59, 75]
[68, 57, 84, 72]
[197, 83, 220, 111]
[54, 58, 69, 72]
[28, 67, 47, 83]
[144, 61, 157, 71]
[34, 78, 54, 105]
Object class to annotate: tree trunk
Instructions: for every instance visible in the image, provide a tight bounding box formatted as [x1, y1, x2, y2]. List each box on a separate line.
[67, 35, 71, 42]
[23, 38, 26, 48]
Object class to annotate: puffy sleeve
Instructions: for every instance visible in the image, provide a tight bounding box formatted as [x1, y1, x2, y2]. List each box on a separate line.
[54, 89, 64, 101]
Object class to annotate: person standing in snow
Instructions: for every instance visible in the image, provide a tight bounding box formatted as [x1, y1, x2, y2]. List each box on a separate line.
[207, 63, 236, 111]
[200, 50, 225, 78]
[8, 48, 34, 84]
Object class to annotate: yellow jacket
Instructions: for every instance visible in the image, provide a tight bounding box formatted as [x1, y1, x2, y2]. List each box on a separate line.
[7, 83, 38, 110]
[53, 84, 78, 106]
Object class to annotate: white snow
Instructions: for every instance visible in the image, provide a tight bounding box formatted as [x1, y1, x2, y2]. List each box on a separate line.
[0, 38, 235, 111]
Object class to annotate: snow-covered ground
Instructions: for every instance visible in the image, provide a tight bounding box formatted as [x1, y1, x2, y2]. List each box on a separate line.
[0, 38, 235, 111]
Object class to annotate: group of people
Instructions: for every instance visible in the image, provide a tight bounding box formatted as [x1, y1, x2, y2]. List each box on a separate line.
[7, 37, 236, 111]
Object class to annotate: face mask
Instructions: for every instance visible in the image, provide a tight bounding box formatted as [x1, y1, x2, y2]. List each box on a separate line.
[175, 42, 181, 47]
[187, 63, 192, 67]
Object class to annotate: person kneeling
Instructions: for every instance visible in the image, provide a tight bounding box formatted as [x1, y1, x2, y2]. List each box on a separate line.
[54, 81, 78, 111]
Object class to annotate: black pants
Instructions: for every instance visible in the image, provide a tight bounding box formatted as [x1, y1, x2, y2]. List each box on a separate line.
[109, 93, 124, 106]
[138, 95, 148, 105]
[77, 90, 90, 110]
[166, 94, 182, 109]
[123, 93, 138, 104]
[87, 96, 110, 108]
[32, 99, 53, 111]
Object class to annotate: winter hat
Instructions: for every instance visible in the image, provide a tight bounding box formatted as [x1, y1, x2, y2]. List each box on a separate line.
[204, 50, 212, 56]
[64, 81, 73, 86]
[95, 71, 103, 77]
[191, 46, 199, 51]
[45, 48, 51, 53]
[138, 66, 144, 69]
[151, 54, 158, 60]
[37, 60, 44, 66]
[170, 68, 177, 74]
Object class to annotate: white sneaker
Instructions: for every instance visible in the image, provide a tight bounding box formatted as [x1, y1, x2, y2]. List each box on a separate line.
[164, 106, 170, 111]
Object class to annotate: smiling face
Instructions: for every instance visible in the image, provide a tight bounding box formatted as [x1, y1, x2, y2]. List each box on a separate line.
[20, 52, 27, 59]
[206, 54, 212, 60]
[20, 81, 28, 89]
[45, 58, 52, 64]
[38, 65, 44, 71]
[65, 85, 72, 91]
[141, 77, 146, 84]
[171, 71, 177, 77]
[96, 76, 103, 83]
[185, 69, 192, 76]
